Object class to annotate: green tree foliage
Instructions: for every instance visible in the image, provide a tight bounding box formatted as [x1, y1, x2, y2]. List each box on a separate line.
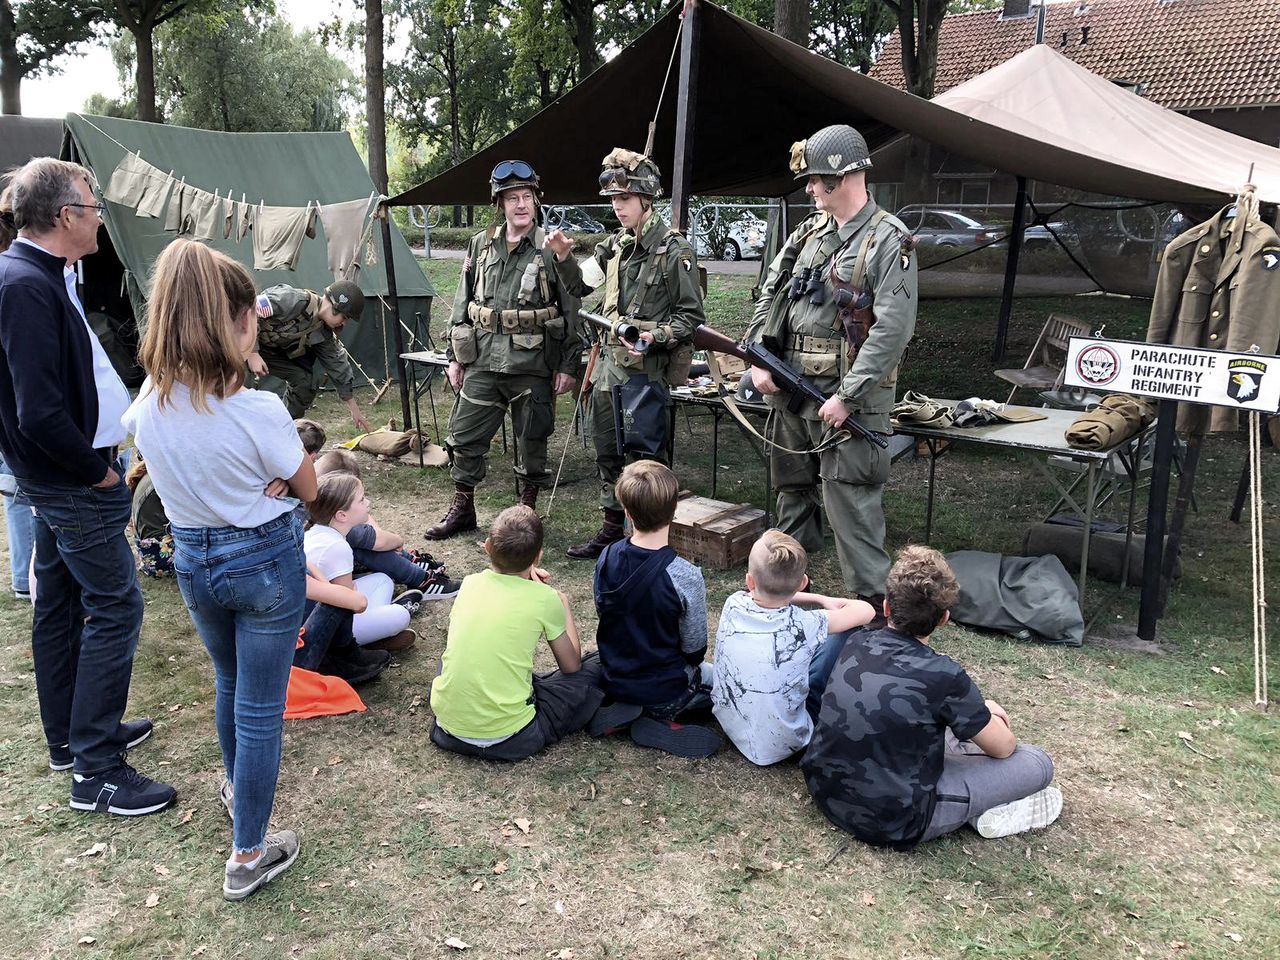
[107, 5, 355, 131]
[0, 0, 102, 114]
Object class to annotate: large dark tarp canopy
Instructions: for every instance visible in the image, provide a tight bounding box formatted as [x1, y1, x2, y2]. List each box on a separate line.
[0, 116, 64, 171]
[391, 0, 1280, 208]
[62, 114, 433, 380]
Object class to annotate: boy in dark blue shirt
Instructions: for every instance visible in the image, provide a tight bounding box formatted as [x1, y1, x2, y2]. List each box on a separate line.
[591, 460, 718, 758]
[803, 546, 1062, 849]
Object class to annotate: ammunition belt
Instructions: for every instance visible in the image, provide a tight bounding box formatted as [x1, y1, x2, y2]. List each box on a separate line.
[787, 333, 843, 354]
[467, 302, 560, 334]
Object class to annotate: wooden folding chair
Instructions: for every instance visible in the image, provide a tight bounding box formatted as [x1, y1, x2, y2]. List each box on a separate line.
[994, 313, 1095, 404]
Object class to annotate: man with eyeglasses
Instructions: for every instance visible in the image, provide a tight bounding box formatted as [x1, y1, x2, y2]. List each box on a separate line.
[427, 160, 581, 539]
[0, 158, 173, 816]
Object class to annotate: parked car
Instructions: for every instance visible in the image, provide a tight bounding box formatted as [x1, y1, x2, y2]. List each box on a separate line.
[895, 205, 1005, 250]
[692, 212, 768, 261]
[542, 205, 606, 233]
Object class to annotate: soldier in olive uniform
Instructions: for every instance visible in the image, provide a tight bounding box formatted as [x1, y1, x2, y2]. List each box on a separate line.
[545, 148, 706, 559]
[426, 160, 580, 540]
[750, 124, 917, 605]
[246, 280, 371, 431]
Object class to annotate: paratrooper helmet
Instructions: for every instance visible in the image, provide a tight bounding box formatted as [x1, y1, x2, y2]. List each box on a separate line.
[489, 159, 541, 201]
[789, 124, 873, 180]
[324, 280, 365, 319]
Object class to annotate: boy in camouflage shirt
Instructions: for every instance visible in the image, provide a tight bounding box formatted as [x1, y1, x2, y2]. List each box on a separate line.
[803, 546, 1063, 849]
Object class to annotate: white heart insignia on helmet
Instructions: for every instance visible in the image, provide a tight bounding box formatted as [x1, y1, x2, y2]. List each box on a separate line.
[827, 154, 842, 169]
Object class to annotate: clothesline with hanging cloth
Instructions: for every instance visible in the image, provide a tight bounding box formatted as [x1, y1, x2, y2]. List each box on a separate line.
[100, 148, 378, 279]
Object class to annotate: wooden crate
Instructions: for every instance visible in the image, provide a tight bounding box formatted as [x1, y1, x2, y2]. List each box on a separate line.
[670, 494, 767, 570]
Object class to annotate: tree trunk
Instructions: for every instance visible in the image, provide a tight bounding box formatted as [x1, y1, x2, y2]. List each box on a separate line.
[772, 0, 810, 46]
[0, 0, 21, 115]
[559, 0, 598, 81]
[364, 0, 388, 193]
[134, 21, 158, 122]
[0, 54, 20, 115]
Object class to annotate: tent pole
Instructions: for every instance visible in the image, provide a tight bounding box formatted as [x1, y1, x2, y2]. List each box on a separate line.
[378, 202, 413, 428]
[1137, 399, 1178, 641]
[669, 0, 701, 234]
[992, 175, 1028, 361]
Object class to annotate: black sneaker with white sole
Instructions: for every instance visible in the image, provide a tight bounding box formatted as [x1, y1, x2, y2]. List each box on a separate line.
[392, 588, 425, 616]
[420, 570, 462, 601]
[223, 830, 300, 901]
[48, 717, 155, 772]
[69, 762, 177, 816]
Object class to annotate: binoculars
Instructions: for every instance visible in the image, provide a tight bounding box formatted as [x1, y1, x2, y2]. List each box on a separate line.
[788, 266, 826, 305]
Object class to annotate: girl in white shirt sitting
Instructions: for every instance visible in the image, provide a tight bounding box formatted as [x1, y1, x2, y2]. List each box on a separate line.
[304, 473, 418, 651]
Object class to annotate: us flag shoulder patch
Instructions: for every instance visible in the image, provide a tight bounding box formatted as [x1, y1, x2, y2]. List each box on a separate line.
[255, 295, 273, 318]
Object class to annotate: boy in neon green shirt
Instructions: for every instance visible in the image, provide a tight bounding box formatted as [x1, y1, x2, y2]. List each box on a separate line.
[430, 505, 603, 760]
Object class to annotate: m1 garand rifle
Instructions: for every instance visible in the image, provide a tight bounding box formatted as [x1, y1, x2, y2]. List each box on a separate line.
[692, 324, 890, 449]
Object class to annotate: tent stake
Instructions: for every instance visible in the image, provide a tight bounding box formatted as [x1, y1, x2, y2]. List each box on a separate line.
[993, 175, 1028, 361]
[378, 202, 413, 428]
[669, 0, 701, 233]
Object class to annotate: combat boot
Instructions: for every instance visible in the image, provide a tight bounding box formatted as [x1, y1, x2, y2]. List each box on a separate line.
[518, 483, 539, 511]
[566, 509, 626, 560]
[425, 487, 477, 540]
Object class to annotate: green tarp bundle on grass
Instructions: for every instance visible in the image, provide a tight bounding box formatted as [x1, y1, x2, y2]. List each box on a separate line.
[61, 114, 433, 382]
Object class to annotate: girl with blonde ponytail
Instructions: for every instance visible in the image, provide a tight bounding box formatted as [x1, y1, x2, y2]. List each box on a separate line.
[123, 238, 317, 901]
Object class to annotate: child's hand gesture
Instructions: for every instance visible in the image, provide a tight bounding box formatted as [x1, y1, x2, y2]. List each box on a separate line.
[264, 478, 290, 498]
[530, 567, 552, 585]
[985, 699, 1011, 727]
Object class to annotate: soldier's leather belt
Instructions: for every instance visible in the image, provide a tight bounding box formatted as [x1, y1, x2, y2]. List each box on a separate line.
[467, 302, 560, 333]
[787, 333, 843, 354]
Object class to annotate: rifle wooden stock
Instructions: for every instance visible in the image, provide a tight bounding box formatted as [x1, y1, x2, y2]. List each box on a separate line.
[692, 324, 889, 449]
[580, 310, 642, 349]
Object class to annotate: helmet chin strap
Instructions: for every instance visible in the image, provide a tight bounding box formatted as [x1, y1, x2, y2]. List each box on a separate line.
[820, 175, 841, 194]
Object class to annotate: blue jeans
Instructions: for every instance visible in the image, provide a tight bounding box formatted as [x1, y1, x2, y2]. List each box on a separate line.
[171, 512, 306, 854]
[18, 466, 145, 775]
[2, 496, 34, 594]
[294, 599, 355, 671]
[806, 629, 855, 722]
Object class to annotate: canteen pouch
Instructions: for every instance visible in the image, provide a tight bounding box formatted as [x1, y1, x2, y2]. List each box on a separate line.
[450, 324, 478, 365]
[616, 375, 670, 457]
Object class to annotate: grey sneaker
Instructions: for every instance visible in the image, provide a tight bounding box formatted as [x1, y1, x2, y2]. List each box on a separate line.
[223, 830, 300, 901]
[219, 779, 234, 822]
[974, 786, 1063, 839]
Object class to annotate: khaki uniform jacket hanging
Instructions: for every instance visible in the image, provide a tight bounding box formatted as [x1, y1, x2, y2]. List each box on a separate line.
[1146, 207, 1280, 433]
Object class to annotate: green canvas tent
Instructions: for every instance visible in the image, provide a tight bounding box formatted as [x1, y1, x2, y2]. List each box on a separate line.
[0, 116, 65, 171]
[60, 114, 433, 384]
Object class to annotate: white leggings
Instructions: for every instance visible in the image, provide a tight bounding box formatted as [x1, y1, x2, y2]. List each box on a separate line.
[352, 572, 410, 645]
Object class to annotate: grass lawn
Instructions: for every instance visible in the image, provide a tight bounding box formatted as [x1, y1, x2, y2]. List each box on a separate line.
[0, 262, 1275, 960]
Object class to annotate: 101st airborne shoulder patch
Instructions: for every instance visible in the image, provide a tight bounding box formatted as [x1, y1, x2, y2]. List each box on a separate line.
[1260, 246, 1280, 271]
[681, 257, 693, 272]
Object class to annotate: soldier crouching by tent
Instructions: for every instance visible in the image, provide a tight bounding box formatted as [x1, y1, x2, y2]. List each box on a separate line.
[245, 280, 372, 431]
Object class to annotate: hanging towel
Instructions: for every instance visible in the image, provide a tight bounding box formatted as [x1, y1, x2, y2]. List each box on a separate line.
[252, 201, 318, 271]
[318, 196, 375, 279]
[103, 153, 153, 207]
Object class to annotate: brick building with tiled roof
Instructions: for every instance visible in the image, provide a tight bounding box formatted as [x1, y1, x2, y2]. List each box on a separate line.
[864, 0, 1279, 264]
[872, 0, 1280, 125]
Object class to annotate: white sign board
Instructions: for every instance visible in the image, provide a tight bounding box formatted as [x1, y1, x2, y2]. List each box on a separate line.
[1063, 338, 1280, 413]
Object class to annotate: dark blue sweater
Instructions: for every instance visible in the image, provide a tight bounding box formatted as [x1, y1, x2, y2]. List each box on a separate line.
[0, 242, 111, 486]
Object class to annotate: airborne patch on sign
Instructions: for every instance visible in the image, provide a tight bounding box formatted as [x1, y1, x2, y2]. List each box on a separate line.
[255, 295, 273, 318]
[1260, 246, 1280, 271]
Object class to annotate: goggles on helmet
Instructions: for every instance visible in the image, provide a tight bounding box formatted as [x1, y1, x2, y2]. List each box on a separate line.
[598, 167, 632, 193]
[491, 160, 536, 183]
